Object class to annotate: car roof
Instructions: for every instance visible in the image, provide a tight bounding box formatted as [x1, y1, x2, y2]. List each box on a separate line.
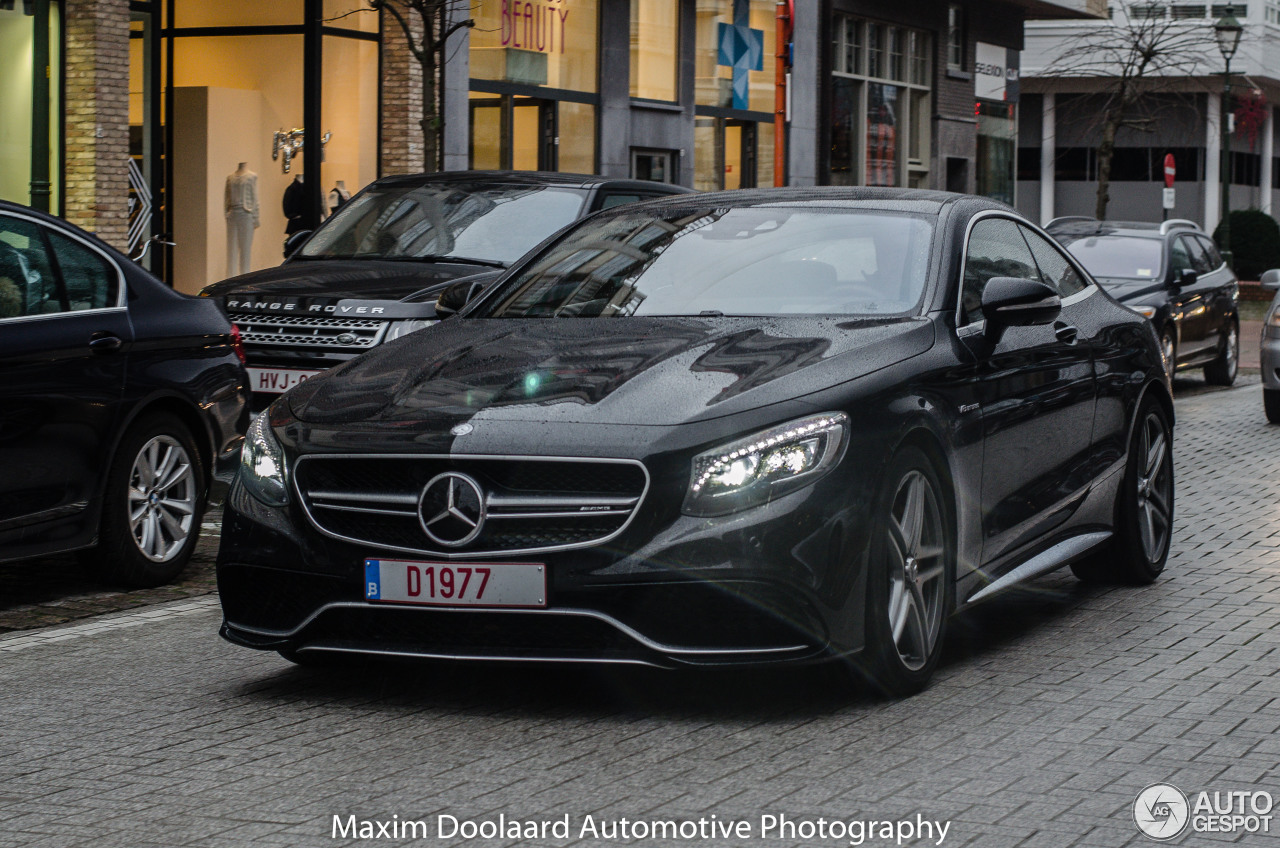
[616, 185, 998, 215]
[1045, 218, 1203, 240]
[371, 170, 694, 194]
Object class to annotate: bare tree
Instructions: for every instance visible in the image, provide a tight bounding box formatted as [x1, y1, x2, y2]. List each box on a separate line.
[369, 0, 474, 172]
[1039, 8, 1220, 220]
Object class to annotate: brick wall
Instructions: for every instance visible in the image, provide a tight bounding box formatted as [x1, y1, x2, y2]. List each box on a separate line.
[380, 9, 425, 175]
[64, 0, 130, 250]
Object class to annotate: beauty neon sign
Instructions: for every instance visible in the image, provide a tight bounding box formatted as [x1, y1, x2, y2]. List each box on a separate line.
[501, 0, 571, 54]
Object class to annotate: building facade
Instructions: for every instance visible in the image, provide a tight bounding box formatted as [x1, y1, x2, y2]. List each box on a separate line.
[1020, 3, 1280, 230]
[1, 0, 1099, 293]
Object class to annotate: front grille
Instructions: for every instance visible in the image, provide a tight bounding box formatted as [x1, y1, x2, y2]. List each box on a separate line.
[294, 455, 649, 557]
[228, 311, 388, 350]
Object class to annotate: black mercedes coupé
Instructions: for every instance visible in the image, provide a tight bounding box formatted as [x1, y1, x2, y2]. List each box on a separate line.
[217, 188, 1174, 696]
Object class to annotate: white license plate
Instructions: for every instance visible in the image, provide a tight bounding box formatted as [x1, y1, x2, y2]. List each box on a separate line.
[248, 367, 323, 394]
[364, 559, 547, 608]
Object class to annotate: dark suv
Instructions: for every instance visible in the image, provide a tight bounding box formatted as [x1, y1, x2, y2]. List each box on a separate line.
[201, 171, 692, 409]
[1047, 217, 1239, 385]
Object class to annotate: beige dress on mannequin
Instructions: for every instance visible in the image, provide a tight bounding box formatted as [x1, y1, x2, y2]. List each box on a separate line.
[225, 164, 260, 277]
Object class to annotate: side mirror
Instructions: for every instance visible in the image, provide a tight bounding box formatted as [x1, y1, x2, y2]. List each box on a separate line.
[981, 277, 1062, 342]
[1261, 269, 1280, 290]
[283, 230, 313, 259]
[435, 279, 483, 318]
[1173, 269, 1196, 289]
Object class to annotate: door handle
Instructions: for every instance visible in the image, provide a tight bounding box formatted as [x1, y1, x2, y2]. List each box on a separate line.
[88, 332, 123, 353]
[1053, 322, 1078, 344]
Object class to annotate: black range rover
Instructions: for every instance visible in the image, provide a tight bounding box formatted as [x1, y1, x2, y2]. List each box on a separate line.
[200, 171, 692, 410]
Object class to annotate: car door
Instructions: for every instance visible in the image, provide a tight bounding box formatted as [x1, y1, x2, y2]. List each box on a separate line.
[1191, 234, 1237, 349]
[1168, 234, 1212, 359]
[954, 215, 1097, 569]
[0, 213, 133, 559]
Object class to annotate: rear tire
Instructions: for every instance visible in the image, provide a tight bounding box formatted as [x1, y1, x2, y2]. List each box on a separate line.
[1072, 398, 1173, 585]
[89, 414, 206, 588]
[860, 446, 954, 697]
[1203, 319, 1238, 386]
[1265, 389, 1280, 424]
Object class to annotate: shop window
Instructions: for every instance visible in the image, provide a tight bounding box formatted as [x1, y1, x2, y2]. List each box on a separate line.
[828, 13, 930, 188]
[976, 100, 1017, 205]
[631, 0, 679, 102]
[0, 2, 61, 209]
[694, 117, 759, 191]
[1055, 147, 1094, 182]
[471, 0, 599, 93]
[1231, 151, 1261, 186]
[1109, 148, 1152, 181]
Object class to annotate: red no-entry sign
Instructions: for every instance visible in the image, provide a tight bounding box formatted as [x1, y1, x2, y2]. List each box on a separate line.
[1164, 153, 1176, 188]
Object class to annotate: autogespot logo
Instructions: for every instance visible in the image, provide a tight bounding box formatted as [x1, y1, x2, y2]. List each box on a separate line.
[1134, 783, 1190, 841]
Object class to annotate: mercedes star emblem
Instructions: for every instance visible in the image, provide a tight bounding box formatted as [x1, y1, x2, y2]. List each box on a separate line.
[451, 423, 474, 436]
[418, 472, 486, 547]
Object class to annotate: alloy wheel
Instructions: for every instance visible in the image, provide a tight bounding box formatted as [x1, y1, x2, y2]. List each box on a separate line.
[884, 470, 946, 671]
[1223, 325, 1238, 378]
[1160, 331, 1176, 382]
[1135, 412, 1173, 564]
[127, 435, 197, 562]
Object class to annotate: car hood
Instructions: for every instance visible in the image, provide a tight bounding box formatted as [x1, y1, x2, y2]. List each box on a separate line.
[288, 316, 934, 428]
[1093, 278, 1165, 302]
[201, 259, 496, 303]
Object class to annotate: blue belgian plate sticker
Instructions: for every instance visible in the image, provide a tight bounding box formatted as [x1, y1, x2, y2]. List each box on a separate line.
[364, 559, 381, 600]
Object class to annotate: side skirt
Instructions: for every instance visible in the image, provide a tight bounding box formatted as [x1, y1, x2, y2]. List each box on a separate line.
[961, 530, 1113, 605]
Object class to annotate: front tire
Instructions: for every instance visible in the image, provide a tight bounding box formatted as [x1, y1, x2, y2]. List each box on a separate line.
[1266, 389, 1280, 424]
[860, 447, 954, 697]
[1203, 319, 1238, 386]
[1072, 398, 1173, 585]
[90, 414, 206, 587]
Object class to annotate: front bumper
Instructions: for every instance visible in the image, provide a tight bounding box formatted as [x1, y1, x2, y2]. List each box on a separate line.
[216, 462, 874, 669]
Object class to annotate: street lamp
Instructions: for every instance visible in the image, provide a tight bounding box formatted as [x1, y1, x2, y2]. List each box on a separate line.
[1216, 5, 1243, 262]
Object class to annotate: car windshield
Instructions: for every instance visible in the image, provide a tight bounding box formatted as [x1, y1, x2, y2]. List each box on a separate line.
[297, 182, 589, 264]
[476, 206, 935, 318]
[1058, 234, 1164, 280]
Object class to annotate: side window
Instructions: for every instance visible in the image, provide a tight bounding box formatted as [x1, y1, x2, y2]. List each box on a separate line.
[600, 193, 643, 210]
[961, 218, 1039, 325]
[1170, 236, 1195, 276]
[0, 216, 61, 319]
[1181, 236, 1214, 275]
[1195, 235, 1224, 270]
[1019, 225, 1089, 297]
[48, 232, 118, 311]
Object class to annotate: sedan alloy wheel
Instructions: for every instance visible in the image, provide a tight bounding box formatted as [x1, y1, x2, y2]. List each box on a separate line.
[128, 435, 197, 562]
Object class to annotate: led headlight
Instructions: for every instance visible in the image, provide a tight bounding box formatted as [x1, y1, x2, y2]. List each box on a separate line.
[682, 412, 849, 517]
[239, 410, 289, 506]
[385, 318, 437, 342]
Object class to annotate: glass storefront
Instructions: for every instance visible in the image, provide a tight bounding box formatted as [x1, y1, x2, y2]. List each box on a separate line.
[694, 0, 775, 190]
[0, 1, 61, 210]
[153, 0, 379, 292]
[469, 0, 598, 173]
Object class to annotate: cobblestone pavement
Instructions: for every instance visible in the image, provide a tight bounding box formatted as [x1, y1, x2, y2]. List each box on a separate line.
[2, 383, 1279, 848]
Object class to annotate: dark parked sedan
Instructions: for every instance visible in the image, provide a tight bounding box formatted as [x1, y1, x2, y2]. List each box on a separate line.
[217, 189, 1173, 696]
[200, 171, 692, 410]
[0, 202, 248, 586]
[1047, 217, 1239, 385]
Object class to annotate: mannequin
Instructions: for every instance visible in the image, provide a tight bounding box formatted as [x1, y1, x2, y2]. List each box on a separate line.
[224, 163, 260, 277]
[282, 174, 307, 235]
[327, 180, 351, 218]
